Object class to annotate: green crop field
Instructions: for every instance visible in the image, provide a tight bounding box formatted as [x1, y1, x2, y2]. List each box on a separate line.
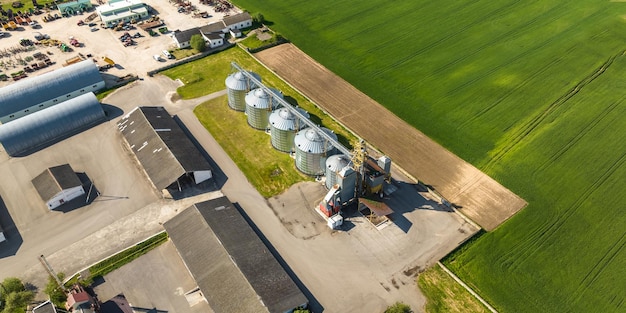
[230, 0, 626, 312]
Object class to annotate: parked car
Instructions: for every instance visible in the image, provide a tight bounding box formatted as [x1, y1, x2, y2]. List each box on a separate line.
[88, 22, 96, 27]
[153, 54, 162, 61]
[162, 50, 173, 59]
[90, 27, 98, 32]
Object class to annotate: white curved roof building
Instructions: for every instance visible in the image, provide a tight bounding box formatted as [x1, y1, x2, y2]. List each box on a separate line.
[0, 60, 104, 124]
[0, 93, 106, 156]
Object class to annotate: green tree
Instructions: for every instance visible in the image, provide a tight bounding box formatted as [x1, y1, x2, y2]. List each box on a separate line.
[0, 278, 34, 313]
[253, 12, 265, 24]
[385, 302, 412, 313]
[190, 34, 206, 52]
[44, 273, 66, 308]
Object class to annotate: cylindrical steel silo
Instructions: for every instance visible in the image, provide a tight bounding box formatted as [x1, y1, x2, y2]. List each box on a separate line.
[325, 154, 351, 189]
[245, 88, 282, 130]
[225, 71, 261, 111]
[269, 107, 310, 152]
[294, 127, 337, 176]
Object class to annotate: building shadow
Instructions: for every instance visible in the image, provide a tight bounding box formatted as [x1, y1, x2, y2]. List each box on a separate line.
[101, 103, 124, 120]
[0, 196, 23, 258]
[173, 115, 228, 190]
[99, 293, 133, 313]
[234, 202, 324, 313]
[54, 172, 100, 213]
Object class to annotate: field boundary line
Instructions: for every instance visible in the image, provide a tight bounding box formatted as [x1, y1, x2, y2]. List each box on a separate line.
[437, 262, 498, 313]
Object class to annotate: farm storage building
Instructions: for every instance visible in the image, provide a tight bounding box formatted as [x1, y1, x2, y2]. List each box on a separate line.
[164, 196, 308, 313]
[32, 164, 85, 210]
[0, 59, 104, 124]
[97, 0, 149, 28]
[245, 87, 282, 130]
[294, 127, 337, 176]
[0, 93, 106, 156]
[57, 0, 93, 15]
[117, 106, 213, 191]
[222, 12, 252, 30]
[225, 71, 261, 111]
[269, 107, 309, 153]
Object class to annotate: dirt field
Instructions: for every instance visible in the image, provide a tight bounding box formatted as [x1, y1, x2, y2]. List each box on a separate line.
[254, 44, 527, 231]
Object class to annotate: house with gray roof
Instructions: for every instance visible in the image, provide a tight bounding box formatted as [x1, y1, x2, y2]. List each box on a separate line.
[223, 11, 252, 30]
[164, 196, 308, 313]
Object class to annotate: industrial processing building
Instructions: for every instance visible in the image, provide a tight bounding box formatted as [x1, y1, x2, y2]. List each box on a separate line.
[164, 196, 308, 313]
[0, 60, 104, 124]
[117, 106, 213, 191]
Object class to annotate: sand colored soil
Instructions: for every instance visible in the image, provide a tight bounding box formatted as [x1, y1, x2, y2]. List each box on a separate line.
[254, 44, 527, 230]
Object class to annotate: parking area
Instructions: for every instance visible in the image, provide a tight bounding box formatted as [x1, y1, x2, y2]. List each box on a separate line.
[0, 0, 237, 87]
[94, 240, 212, 313]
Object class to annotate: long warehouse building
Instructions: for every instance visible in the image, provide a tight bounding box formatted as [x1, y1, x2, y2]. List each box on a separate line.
[0, 92, 106, 156]
[164, 196, 308, 313]
[0, 59, 104, 124]
[117, 106, 213, 191]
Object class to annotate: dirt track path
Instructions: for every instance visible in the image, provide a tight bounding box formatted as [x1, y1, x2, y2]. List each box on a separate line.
[254, 44, 526, 230]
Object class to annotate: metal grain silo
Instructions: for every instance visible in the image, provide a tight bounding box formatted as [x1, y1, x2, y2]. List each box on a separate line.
[245, 88, 282, 130]
[269, 107, 310, 152]
[325, 154, 351, 189]
[294, 127, 337, 176]
[225, 71, 261, 111]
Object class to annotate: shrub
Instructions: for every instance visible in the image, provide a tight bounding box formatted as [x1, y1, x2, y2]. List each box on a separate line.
[385, 302, 412, 313]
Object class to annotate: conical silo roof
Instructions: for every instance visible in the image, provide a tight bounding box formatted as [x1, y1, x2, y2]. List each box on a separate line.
[225, 71, 261, 91]
[245, 88, 282, 109]
[326, 154, 351, 172]
[269, 107, 310, 131]
[294, 127, 337, 154]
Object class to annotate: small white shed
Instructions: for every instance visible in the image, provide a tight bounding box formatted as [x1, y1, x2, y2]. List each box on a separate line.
[32, 164, 85, 210]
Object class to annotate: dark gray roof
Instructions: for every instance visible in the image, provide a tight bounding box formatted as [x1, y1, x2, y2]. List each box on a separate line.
[200, 21, 226, 34]
[32, 164, 82, 201]
[32, 301, 57, 313]
[173, 27, 200, 44]
[0, 92, 105, 156]
[205, 33, 222, 40]
[165, 197, 308, 313]
[117, 107, 212, 190]
[0, 60, 103, 118]
[223, 12, 252, 26]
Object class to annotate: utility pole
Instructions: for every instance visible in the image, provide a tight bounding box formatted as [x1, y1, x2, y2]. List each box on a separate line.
[39, 254, 66, 292]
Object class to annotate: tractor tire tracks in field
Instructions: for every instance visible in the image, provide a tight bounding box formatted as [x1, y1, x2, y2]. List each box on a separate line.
[483, 51, 618, 172]
[369, 0, 524, 78]
[507, 149, 626, 272]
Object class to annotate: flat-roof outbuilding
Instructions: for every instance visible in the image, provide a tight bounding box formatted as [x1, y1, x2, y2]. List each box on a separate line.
[117, 106, 212, 190]
[164, 196, 308, 313]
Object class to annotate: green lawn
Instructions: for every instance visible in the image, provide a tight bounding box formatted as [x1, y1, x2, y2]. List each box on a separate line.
[227, 0, 626, 312]
[418, 265, 490, 313]
[194, 95, 313, 197]
[162, 46, 355, 149]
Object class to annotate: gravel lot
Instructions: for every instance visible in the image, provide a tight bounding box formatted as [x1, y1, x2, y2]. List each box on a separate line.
[0, 0, 236, 87]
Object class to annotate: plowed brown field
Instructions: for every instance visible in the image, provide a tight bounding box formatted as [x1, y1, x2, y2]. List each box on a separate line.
[254, 44, 526, 230]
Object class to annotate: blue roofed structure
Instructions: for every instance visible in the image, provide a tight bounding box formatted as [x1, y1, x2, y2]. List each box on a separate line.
[0, 92, 106, 156]
[0, 60, 104, 124]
